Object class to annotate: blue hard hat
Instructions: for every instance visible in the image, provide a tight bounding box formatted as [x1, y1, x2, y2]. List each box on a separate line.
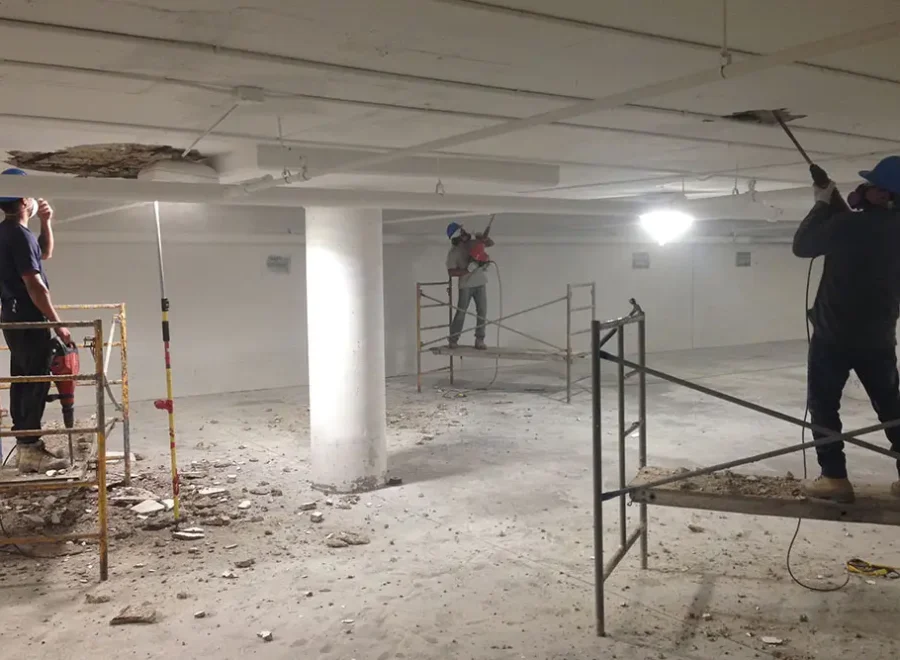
[446, 222, 463, 240]
[859, 156, 900, 196]
[0, 167, 27, 203]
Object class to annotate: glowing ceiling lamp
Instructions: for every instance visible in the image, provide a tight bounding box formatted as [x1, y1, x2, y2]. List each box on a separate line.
[639, 209, 696, 245]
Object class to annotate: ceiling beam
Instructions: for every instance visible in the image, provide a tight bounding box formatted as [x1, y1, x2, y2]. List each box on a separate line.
[0, 175, 643, 216]
[291, 19, 900, 182]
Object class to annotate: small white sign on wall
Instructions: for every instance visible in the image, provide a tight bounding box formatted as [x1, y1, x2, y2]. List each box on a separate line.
[266, 255, 292, 274]
[632, 252, 650, 269]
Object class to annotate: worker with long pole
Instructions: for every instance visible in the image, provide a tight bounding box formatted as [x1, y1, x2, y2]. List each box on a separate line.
[151, 201, 180, 521]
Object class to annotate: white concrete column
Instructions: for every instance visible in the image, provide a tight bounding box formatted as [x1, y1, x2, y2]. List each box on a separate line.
[305, 207, 387, 492]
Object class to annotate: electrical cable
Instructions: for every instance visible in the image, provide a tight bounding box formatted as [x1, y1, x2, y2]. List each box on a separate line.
[784, 256, 850, 592]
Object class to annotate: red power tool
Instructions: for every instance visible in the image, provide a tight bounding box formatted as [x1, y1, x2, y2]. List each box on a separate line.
[48, 337, 79, 429]
[467, 214, 495, 264]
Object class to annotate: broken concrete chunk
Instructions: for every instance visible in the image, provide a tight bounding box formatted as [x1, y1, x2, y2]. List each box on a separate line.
[257, 630, 273, 642]
[110, 604, 157, 625]
[85, 593, 111, 604]
[176, 592, 191, 600]
[234, 558, 255, 569]
[224, 544, 238, 550]
[194, 610, 207, 619]
[310, 512, 324, 523]
[131, 500, 166, 515]
[144, 516, 177, 531]
[204, 515, 232, 527]
[248, 487, 270, 496]
[761, 637, 784, 645]
[270, 488, 283, 496]
[162, 499, 175, 511]
[299, 502, 317, 511]
[687, 524, 705, 534]
[226, 474, 238, 483]
[221, 570, 237, 579]
[198, 487, 229, 497]
[173, 527, 205, 541]
[238, 500, 252, 510]
[110, 488, 161, 506]
[340, 531, 370, 546]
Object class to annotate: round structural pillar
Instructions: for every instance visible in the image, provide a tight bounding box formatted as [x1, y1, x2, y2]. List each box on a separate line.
[305, 207, 387, 492]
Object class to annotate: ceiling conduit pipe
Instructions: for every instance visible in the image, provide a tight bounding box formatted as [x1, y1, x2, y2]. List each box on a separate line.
[288, 19, 900, 184]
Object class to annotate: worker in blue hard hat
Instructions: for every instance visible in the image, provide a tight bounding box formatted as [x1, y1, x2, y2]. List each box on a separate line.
[445, 221, 494, 350]
[792, 156, 900, 503]
[0, 167, 71, 473]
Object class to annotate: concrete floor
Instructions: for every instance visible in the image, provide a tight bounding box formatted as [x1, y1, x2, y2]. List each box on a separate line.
[2, 341, 900, 659]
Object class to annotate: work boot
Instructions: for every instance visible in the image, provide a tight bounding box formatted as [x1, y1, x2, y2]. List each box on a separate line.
[801, 476, 855, 503]
[448, 339, 459, 349]
[474, 338, 487, 350]
[16, 442, 69, 475]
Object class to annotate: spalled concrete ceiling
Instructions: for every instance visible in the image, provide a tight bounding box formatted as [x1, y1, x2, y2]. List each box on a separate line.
[0, 0, 899, 238]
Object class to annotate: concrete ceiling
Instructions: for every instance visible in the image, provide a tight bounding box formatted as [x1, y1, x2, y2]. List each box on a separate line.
[0, 0, 899, 238]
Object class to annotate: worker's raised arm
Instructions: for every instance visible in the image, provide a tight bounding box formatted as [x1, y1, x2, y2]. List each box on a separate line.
[793, 185, 852, 258]
[36, 199, 54, 260]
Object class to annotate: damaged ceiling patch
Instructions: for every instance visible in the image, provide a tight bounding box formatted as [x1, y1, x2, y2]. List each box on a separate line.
[7, 143, 204, 178]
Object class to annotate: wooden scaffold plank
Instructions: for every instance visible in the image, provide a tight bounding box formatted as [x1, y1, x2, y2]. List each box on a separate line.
[630, 466, 900, 527]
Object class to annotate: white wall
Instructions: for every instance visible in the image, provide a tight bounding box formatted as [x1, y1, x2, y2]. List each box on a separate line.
[393, 240, 814, 378]
[2, 202, 813, 401]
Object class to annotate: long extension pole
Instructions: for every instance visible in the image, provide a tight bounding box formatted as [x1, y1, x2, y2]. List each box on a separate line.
[152, 201, 180, 521]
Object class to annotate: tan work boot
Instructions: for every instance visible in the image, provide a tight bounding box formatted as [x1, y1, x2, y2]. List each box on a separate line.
[16, 442, 69, 475]
[474, 338, 487, 350]
[802, 476, 855, 503]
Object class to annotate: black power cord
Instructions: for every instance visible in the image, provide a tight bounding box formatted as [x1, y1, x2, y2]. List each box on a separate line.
[785, 257, 850, 592]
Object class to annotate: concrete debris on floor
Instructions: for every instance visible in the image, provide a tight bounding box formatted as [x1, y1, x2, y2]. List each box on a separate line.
[2, 343, 900, 659]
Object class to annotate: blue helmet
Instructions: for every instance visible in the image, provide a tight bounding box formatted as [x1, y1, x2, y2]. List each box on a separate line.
[0, 167, 28, 203]
[859, 156, 900, 196]
[446, 222, 463, 240]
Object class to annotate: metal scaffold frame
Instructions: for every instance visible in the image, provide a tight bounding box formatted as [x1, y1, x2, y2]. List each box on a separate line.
[415, 280, 596, 402]
[0, 303, 131, 484]
[0, 318, 110, 580]
[590, 299, 900, 637]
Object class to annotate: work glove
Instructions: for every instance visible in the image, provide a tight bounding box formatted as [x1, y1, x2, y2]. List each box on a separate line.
[813, 180, 836, 205]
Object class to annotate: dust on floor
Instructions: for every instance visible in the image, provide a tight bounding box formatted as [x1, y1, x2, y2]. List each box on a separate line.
[2, 347, 900, 660]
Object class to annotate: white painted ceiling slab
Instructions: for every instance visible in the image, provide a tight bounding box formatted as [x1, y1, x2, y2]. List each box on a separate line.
[0, 0, 897, 239]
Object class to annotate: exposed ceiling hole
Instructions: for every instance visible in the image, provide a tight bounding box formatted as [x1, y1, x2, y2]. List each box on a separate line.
[7, 143, 204, 178]
[723, 108, 807, 125]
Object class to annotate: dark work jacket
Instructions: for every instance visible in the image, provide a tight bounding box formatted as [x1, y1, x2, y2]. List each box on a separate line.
[793, 201, 900, 348]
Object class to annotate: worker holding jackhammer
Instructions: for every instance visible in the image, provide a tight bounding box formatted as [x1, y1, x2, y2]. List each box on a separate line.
[793, 156, 900, 503]
[446, 220, 494, 350]
[0, 167, 71, 474]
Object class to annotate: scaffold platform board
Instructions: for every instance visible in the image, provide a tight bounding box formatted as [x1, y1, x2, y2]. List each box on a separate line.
[629, 466, 900, 526]
[429, 345, 570, 361]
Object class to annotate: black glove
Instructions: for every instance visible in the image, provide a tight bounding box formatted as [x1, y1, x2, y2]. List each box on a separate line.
[810, 164, 831, 188]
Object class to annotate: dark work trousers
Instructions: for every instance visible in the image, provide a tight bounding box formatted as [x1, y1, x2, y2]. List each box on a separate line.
[808, 334, 900, 479]
[2, 326, 52, 445]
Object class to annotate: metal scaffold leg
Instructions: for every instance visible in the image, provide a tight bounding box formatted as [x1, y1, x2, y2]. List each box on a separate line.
[590, 299, 900, 637]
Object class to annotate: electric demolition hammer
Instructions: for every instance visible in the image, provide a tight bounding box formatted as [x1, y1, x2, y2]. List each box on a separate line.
[47, 337, 79, 429]
[468, 214, 495, 266]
